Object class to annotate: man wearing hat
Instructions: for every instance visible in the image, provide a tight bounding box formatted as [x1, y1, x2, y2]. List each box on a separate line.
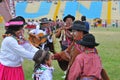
[40, 18, 51, 32]
[63, 14, 75, 25]
[53, 20, 109, 80]
[67, 33, 102, 80]
[40, 18, 53, 52]
[54, 16, 75, 78]
[55, 14, 75, 51]
[53, 20, 89, 78]
[29, 17, 52, 50]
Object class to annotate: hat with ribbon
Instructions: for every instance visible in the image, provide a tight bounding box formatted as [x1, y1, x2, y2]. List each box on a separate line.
[5, 16, 26, 31]
[5, 16, 26, 27]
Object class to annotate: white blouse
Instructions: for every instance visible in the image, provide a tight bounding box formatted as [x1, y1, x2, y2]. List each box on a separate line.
[33, 64, 54, 80]
[0, 36, 38, 67]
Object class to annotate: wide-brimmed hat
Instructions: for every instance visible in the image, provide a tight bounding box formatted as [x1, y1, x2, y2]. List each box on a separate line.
[16, 16, 26, 25]
[71, 20, 88, 33]
[5, 16, 26, 30]
[40, 18, 51, 24]
[5, 16, 26, 26]
[76, 34, 99, 48]
[63, 14, 75, 22]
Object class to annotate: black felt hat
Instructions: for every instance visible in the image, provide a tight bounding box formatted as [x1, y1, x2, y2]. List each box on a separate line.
[40, 18, 51, 24]
[63, 14, 75, 22]
[71, 20, 88, 33]
[76, 34, 99, 48]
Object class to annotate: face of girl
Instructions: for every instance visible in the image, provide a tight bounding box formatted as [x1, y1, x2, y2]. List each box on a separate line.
[45, 55, 52, 67]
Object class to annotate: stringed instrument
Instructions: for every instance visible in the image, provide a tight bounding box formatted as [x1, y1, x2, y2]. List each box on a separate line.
[29, 33, 49, 47]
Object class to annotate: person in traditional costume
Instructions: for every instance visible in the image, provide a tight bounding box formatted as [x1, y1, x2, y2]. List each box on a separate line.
[33, 49, 54, 80]
[0, 16, 39, 80]
[52, 15, 75, 78]
[67, 33, 102, 80]
[53, 20, 109, 80]
[53, 20, 88, 78]
[55, 14, 75, 51]
[54, 20, 88, 77]
[29, 18, 53, 51]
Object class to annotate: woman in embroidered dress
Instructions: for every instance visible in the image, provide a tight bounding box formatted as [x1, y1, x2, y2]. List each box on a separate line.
[0, 16, 39, 80]
[33, 49, 54, 80]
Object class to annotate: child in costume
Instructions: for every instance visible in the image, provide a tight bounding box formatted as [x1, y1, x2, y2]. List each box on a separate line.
[33, 49, 54, 80]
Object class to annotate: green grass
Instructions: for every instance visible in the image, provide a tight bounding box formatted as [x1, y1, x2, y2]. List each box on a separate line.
[0, 25, 120, 80]
[91, 27, 120, 80]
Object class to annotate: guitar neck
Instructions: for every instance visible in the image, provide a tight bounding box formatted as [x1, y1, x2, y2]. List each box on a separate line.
[39, 34, 49, 39]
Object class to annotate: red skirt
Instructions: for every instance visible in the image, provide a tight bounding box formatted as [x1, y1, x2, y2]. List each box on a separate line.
[0, 63, 25, 80]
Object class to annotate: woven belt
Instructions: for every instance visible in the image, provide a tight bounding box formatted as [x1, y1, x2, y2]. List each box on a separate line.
[80, 76, 98, 80]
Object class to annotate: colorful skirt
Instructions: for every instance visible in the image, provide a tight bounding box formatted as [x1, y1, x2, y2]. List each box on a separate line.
[0, 63, 24, 80]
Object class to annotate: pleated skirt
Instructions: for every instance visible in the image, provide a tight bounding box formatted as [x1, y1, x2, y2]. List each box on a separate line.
[0, 63, 24, 80]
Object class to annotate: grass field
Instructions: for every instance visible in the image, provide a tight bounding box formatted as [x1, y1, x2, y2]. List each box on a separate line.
[0, 25, 120, 80]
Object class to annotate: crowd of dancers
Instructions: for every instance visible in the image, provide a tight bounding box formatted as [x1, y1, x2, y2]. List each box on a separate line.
[0, 14, 110, 80]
